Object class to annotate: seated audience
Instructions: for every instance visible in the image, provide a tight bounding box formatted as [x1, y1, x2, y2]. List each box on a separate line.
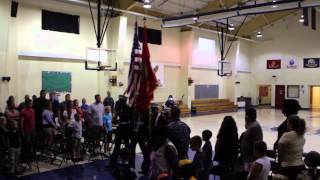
[189, 135, 206, 180]
[278, 115, 306, 180]
[274, 99, 301, 150]
[240, 107, 263, 172]
[103, 106, 113, 155]
[214, 116, 239, 178]
[202, 130, 213, 180]
[247, 141, 270, 180]
[112, 148, 137, 180]
[7, 120, 22, 175]
[149, 128, 178, 180]
[166, 106, 191, 160]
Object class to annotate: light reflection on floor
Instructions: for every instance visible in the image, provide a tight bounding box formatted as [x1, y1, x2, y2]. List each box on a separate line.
[182, 108, 320, 152]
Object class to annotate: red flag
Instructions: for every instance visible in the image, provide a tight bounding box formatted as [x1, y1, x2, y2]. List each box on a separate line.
[135, 25, 158, 111]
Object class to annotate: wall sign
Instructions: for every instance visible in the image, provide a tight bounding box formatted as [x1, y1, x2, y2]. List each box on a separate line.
[304, 58, 320, 68]
[267, 59, 281, 69]
[286, 59, 298, 69]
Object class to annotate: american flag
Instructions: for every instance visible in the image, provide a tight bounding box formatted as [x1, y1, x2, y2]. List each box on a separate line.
[126, 21, 142, 105]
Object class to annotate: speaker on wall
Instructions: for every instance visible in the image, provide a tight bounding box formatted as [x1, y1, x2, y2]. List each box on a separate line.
[11, 1, 18, 17]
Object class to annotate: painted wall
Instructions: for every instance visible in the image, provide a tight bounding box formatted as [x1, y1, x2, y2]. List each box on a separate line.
[250, 13, 320, 108]
[0, 0, 255, 110]
[1, 0, 106, 110]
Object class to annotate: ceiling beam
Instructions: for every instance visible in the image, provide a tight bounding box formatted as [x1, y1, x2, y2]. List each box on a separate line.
[199, 0, 240, 13]
[119, 0, 137, 10]
[238, 10, 296, 37]
[130, 5, 170, 18]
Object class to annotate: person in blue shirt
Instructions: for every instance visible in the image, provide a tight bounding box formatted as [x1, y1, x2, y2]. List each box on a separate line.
[103, 106, 113, 155]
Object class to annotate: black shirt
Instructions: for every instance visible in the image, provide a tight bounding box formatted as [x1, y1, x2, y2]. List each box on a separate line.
[191, 151, 206, 180]
[202, 141, 213, 165]
[8, 129, 22, 148]
[103, 96, 114, 109]
[33, 97, 49, 130]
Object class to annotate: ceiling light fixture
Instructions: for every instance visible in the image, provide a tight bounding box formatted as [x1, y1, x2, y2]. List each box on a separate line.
[299, 15, 304, 23]
[228, 23, 235, 31]
[143, 2, 152, 9]
[256, 31, 263, 38]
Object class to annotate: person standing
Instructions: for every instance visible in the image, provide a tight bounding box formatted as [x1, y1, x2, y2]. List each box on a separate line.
[59, 94, 71, 121]
[49, 92, 60, 121]
[247, 141, 271, 180]
[278, 115, 306, 180]
[103, 91, 114, 112]
[109, 95, 133, 167]
[240, 107, 263, 173]
[274, 99, 301, 150]
[167, 106, 191, 160]
[214, 116, 239, 179]
[5, 97, 20, 123]
[202, 130, 213, 180]
[88, 94, 104, 153]
[33, 90, 49, 133]
[103, 106, 113, 156]
[19, 100, 35, 158]
[164, 95, 175, 109]
[18, 95, 30, 112]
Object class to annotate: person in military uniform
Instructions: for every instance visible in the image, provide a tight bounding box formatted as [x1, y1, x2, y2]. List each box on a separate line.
[109, 95, 133, 167]
[129, 108, 150, 174]
[164, 95, 175, 109]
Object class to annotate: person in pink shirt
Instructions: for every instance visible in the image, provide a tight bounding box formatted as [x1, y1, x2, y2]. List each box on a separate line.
[5, 96, 19, 123]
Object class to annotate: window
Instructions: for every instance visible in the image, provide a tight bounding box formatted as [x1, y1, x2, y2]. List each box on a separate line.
[138, 27, 162, 45]
[198, 37, 215, 52]
[42, 10, 80, 34]
[287, 85, 300, 98]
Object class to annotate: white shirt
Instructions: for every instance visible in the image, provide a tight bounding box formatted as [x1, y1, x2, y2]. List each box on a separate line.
[250, 156, 271, 180]
[63, 109, 77, 122]
[89, 102, 104, 126]
[279, 131, 305, 167]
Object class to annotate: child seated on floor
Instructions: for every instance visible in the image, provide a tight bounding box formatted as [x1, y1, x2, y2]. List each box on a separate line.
[70, 113, 82, 161]
[202, 130, 213, 180]
[112, 148, 137, 180]
[247, 141, 270, 180]
[103, 106, 113, 156]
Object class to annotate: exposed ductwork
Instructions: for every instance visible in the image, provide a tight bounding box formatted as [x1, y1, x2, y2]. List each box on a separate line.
[162, 0, 320, 28]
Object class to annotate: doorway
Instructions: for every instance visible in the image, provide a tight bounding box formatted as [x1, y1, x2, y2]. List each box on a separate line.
[258, 85, 272, 105]
[310, 86, 320, 110]
[275, 85, 285, 109]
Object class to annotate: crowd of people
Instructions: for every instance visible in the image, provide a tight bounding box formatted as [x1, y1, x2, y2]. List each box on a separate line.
[0, 91, 319, 180]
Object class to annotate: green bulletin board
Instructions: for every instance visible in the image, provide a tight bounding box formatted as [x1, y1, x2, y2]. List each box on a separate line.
[42, 71, 72, 92]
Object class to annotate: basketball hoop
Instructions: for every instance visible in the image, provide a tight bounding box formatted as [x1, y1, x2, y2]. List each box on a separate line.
[85, 47, 117, 71]
[218, 60, 232, 77]
[216, 17, 248, 77]
[85, 0, 118, 71]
